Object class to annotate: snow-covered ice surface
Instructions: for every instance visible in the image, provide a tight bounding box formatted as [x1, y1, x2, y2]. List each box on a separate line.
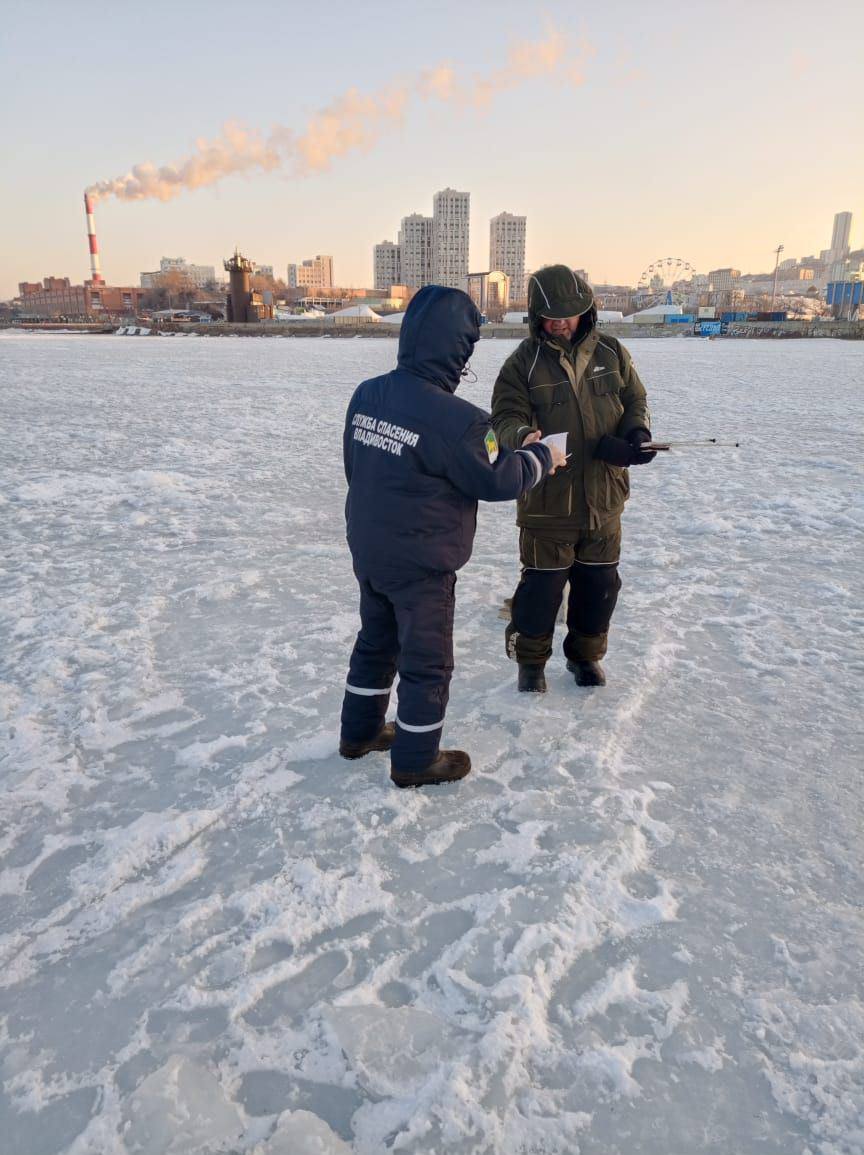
[1, 331, 862, 1155]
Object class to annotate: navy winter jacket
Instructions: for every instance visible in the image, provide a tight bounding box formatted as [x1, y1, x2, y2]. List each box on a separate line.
[343, 286, 552, 582]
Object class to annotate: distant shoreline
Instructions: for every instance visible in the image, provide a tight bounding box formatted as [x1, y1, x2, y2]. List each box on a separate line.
[3, 320, 863, 340]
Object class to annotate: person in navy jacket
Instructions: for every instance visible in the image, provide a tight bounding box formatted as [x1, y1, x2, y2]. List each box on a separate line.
[339, 285, 564, 788]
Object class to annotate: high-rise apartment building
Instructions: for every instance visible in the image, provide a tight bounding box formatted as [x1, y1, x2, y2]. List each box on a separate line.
[830, 211, 852, 261]
[432, 188, 470, 290]
[489, 212, 526, 302]
[287, 255, 334, 290]
[373, 241, 402, 292]
[398, 214, 433, 289]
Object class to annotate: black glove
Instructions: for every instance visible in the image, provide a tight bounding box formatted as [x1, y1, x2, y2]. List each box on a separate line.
[627, 428, 657, 465]
[594, 435, 634, 467]
[595, 430, 657, 467]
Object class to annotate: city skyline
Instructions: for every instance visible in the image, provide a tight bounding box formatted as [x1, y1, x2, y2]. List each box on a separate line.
[17, 199, 861, 312]
[2, 0, 863, 299]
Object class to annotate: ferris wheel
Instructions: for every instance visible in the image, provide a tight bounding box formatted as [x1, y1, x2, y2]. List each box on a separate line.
[636, 257, 697, 305]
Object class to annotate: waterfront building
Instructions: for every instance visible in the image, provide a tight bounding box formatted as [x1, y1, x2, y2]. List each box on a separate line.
[161, 257, 216, 287]
[489, 213, 526, 302]
[224, 251, 274, 322]
[18, 276, 145, 317]
[708, 268, 741, 292]
[399, 214, 433, 289]
[593, 283, 636, 313]
[467, 270, 510, 314]
[140, 258, 216, 289]
[288, 255, 334, 290]
[432, 188, 470, 290]
[373, 241, 402, 292]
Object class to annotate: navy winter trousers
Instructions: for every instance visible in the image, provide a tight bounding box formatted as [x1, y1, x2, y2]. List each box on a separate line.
[340, 571, 456, 773]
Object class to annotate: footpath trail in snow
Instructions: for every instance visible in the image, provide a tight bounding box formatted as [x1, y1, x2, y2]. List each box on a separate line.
[0, 332, 862, 1155]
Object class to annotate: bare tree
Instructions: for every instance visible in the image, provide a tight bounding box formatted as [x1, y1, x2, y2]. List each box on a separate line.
[141, 270, 198, 310]
[250, 273, 277, 294]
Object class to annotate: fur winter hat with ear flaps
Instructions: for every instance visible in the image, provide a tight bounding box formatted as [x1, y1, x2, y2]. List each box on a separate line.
[528, 265, 594, 320]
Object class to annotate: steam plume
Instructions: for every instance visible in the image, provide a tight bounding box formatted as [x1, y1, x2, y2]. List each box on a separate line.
[86, 28, 592, 204]
[471, 27, 568, 108]
[291, 86, 410, 173]
[88, 122, 281, 203]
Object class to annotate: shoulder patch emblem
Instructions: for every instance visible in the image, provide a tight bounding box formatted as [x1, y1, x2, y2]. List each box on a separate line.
[484, 428, 499, 464]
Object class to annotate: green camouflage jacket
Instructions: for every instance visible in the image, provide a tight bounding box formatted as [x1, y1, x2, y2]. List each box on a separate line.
[491, 266, 650, 532]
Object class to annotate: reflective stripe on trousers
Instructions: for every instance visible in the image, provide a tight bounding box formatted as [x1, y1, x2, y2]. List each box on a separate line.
[341, 571, 456, 772]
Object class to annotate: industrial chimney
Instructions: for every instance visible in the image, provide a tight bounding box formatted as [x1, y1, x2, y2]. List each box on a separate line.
[83, 193, 105, 285]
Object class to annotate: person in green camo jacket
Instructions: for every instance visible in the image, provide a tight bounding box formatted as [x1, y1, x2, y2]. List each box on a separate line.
[491, 265, 656, 692]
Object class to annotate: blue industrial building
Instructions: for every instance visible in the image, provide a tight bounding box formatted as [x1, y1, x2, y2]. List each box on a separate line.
[826, 280, 863, 318]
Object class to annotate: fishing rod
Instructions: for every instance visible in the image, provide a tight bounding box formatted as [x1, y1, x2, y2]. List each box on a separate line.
[644, 438, 741, 450]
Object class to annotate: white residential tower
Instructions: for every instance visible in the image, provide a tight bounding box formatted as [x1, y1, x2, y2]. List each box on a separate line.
[373, 241, 401, 292]
[432, 188, 470, 290]
[398, 214, 433, 289]
[489, 212, 526, 302]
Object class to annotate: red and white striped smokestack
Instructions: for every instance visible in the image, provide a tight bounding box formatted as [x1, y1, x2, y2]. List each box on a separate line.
[83, 192, 105, 285]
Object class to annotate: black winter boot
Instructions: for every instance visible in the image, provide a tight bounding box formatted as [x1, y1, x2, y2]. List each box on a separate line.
[518, 664, 547, 693]
[566, 660, 607, 687]
[391, 750, 472, 789]
[339, 722, 396, 759]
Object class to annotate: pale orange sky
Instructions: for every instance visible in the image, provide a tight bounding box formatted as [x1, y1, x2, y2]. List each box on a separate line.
[3, 0, 862, 297]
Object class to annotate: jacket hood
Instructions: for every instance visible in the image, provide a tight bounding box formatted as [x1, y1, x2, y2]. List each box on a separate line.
[528, 265, 596, 339]
[397, 285, 481, 392]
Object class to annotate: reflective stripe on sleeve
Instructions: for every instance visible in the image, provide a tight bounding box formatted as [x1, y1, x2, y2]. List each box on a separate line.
[516, 448, 543, 487]
[527, 348, 541, 383]
[396, 715, 445, 733]
[345, 683, 392, 696]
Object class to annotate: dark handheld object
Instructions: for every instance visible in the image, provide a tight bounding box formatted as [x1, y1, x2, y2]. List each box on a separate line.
[627, 428, 657, 464]
[595, 428, 656, 467]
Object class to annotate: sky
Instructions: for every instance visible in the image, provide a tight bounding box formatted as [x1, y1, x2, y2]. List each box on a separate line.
[2, 0, 863, 298]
